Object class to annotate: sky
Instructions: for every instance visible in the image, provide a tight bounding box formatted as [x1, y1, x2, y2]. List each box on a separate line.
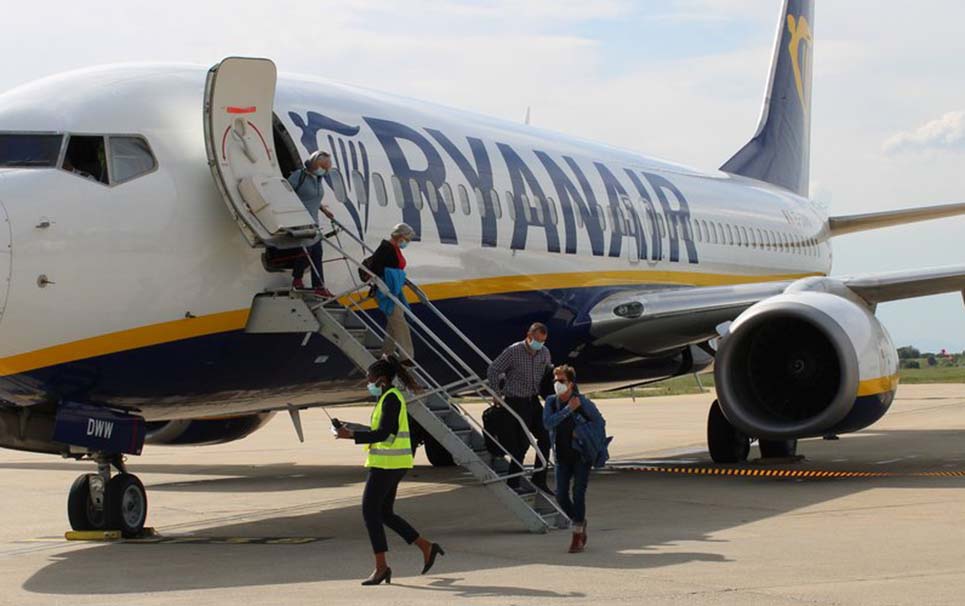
[2, 0, 963, 351]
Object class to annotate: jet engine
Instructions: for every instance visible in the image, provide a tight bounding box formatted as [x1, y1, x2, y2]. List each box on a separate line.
[144, 413, 275, 446]
[714, 279, 899, 441]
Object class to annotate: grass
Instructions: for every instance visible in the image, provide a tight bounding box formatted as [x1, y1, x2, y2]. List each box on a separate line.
[590, 363, 965, 399]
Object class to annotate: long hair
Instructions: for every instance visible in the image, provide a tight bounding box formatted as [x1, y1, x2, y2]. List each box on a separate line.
[367, 355, 418, 391]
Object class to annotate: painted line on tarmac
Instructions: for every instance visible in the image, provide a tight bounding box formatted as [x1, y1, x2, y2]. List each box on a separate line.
[606, 464, 965, 479]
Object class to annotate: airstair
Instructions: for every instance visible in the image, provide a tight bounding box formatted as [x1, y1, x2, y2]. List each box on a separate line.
[245, 221, 569, 533]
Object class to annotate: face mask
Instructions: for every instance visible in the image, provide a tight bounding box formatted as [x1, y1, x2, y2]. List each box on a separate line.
[367, 382, 383, 398]
[312, 167, 327, 177]
[399, 240, 409, 249]
[528, 338, 544, 352]
[554, 381, 569, 396]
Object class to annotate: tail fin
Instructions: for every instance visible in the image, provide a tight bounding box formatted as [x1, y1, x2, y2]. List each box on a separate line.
[721, 0, 814, 196]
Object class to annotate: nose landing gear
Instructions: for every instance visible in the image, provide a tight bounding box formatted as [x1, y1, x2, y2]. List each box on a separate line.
[66, 453, 147, 538]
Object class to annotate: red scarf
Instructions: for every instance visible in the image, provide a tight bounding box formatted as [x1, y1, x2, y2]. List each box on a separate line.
[392, 241, 407, 270]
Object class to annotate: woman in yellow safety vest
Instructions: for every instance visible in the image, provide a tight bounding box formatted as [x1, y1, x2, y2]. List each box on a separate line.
[335, 355, 445, 585]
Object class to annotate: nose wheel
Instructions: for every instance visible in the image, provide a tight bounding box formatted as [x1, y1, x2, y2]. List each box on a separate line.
[66, 455, 148, 538]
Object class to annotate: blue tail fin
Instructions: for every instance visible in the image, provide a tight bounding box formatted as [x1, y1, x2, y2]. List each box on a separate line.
[721, 0, 814, 196]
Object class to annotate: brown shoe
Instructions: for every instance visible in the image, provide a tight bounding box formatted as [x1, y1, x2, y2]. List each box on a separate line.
[568, 531, 584, 553]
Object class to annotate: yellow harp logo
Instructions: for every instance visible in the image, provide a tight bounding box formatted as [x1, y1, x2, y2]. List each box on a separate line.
[787, 13, 813, 119]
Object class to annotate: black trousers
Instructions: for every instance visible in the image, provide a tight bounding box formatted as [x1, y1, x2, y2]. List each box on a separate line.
[292, 241, 324, 286]
[504, 395, 551, 488]
[362, 468, 420, 553]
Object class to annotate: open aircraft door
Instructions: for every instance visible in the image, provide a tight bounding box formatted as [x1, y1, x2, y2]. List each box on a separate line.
[204, 57, 318, 248]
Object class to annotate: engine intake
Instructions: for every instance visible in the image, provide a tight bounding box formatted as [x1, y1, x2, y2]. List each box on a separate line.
[715, 286, 894, 440]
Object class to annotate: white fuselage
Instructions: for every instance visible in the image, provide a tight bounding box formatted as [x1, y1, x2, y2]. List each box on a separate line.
[0, 65, 830, 418]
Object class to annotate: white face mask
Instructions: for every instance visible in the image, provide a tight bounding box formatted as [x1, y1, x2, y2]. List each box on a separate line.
[554, 381, 569, 396]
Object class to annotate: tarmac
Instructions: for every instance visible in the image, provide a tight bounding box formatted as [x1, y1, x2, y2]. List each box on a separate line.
[2, 384, 965, 605]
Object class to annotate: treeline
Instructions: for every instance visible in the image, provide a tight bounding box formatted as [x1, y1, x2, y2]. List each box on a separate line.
[897, 346, 965, 369]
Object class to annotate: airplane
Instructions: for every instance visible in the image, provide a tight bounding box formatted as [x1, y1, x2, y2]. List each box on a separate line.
[0, 0, 963, 537]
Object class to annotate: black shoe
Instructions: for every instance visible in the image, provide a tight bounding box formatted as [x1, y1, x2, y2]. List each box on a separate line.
[421, 543, 445, 575]
[361, 567, 392, 586]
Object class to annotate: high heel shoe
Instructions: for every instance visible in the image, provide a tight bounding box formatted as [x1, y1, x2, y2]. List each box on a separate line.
[421, 543, 445, 574]
[361, 567, 392, 586]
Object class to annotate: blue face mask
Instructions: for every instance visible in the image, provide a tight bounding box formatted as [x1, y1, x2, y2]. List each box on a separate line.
[399, 240, 409, 249]
[528, 338, 544, 352]
[312, 168, 327, 177]
[367, 382, 383, 398]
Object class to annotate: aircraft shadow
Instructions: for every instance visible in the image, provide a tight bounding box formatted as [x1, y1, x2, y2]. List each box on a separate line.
[21, 429, 965, 596]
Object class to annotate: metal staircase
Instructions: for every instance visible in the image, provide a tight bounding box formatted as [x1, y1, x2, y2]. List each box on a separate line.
[246, 223, 569, 533]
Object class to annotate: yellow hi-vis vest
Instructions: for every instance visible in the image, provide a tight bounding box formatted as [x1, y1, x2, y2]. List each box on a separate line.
[364, 387, 414, 469]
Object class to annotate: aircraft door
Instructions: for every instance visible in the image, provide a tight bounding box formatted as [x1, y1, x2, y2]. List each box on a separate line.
[204, 57, 318, 248]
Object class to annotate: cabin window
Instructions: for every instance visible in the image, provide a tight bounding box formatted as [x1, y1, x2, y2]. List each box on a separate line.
[547, 196, 559, 225]
[0, 133, 63, 168]
[391, 175, 405, 209]
[656, 214, 666, 238]
[595, 204, 607, 231]
[458, 184, 471, 215]
[533, 196, 546, 224]
[373, 172, 388, 207]
[408, 178, 423, 210]
[505, 191, 516, 221]
[328, 168, 349, 204]
[737, 225, 747, 247]
[108, 136, 156, 184]
[426, 183, 440, 212]
[474, 187, 487, 218]
[351, 170, 367, 209]
[441, 183, 456, 214]
[725, 224, 734, 246]
[62, 135, 108, 184]
[489, 189, 502, 219]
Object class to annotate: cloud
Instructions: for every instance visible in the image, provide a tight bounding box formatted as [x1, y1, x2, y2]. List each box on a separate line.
[883, 110, 965, 154]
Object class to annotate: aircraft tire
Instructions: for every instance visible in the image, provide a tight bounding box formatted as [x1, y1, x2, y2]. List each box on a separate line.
[707, 400, 750, 463]
[759, 439, 798, 459]
[67, 474, 105, 531]
[105, 473, 148, 538]
[424, 434, 455, 467]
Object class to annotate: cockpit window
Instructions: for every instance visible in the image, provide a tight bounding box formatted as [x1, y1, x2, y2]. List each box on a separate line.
[109, 136, 156, 183]
[63, 135, 108, 184]
[0, 134, 63, 168]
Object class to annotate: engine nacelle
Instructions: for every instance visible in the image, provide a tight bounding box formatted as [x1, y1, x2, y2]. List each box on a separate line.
[715, 278, 899, 440]
[144, 413, 274, 446]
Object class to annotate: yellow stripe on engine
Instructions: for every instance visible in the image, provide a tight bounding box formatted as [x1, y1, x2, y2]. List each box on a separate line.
[856, 374, 900, 397]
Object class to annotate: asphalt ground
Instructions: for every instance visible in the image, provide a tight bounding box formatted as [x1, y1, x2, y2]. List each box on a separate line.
[2, 384, 965, 605]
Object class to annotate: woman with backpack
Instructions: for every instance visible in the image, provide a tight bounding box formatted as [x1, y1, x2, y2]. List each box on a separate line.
[543, 364, 609, 553]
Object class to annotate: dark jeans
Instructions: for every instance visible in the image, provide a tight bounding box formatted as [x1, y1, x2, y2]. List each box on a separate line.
[292, 241, 324, 287]
[504, 396, 551, 489]
[362, 468, 420, 553]
[555, 459, 591, 524]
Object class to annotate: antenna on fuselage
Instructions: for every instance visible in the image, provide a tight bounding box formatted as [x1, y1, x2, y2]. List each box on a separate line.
[524, 106, 531, 126]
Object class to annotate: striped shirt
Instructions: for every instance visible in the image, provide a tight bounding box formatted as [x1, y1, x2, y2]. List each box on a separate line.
[487, 340, 552, 399]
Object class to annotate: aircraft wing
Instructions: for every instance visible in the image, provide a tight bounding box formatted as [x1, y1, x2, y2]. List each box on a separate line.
[828, 203, 965, 237]
[587, 266, 965, 355]
[839, 265, 965, 304]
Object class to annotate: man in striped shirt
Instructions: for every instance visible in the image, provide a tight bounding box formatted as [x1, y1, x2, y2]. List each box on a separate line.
[487, 322, 553, 492]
